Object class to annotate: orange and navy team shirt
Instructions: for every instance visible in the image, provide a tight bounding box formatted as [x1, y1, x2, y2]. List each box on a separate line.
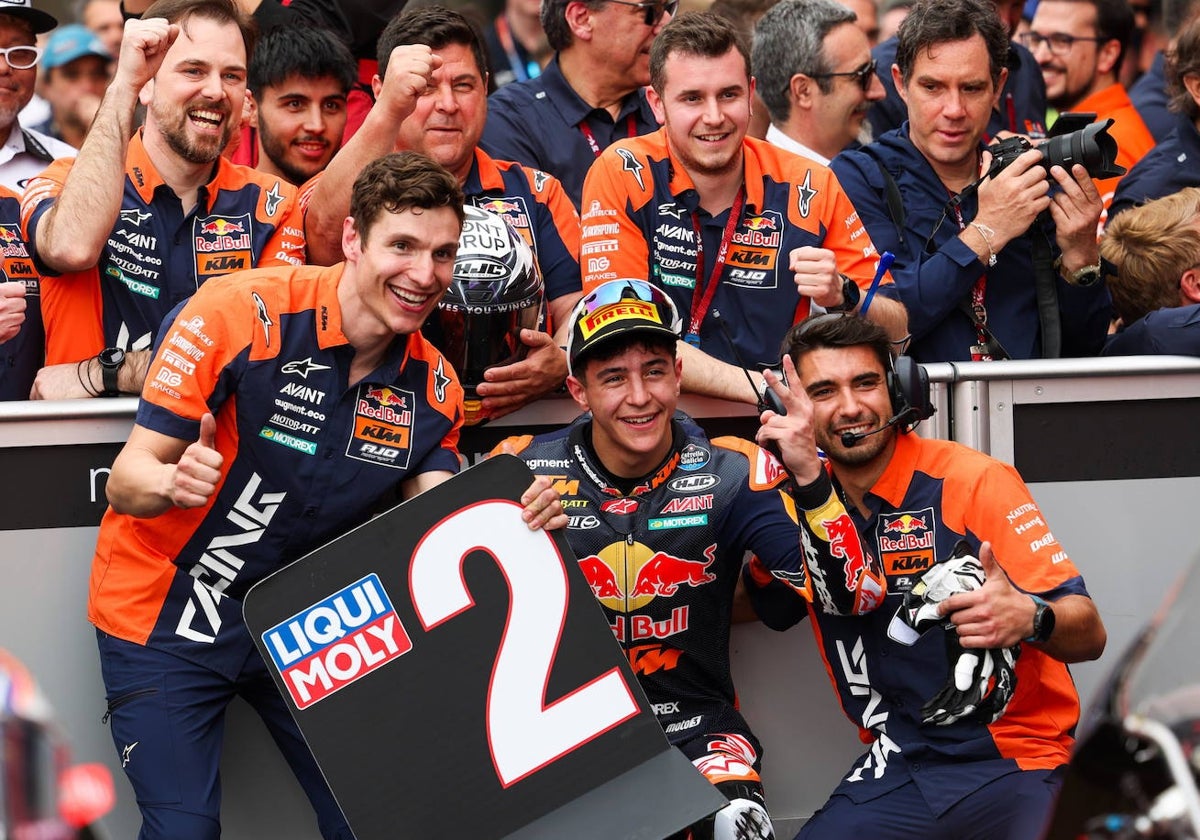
[766, 432, 1091, 815]
[21, 131, 307, 366]
[0, 184, 41, 400]
[88, 264, 463, 677]
[581, 130, 892, 368]
[466, 148, 581, 311]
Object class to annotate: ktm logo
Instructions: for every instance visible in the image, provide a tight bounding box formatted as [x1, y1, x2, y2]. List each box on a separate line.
[627, 643, 683, 675]
[202, 254, 246, 272]
[885, 553, 933, 574]
[359, 425, 406, 443]
[730, 250, 770, 266]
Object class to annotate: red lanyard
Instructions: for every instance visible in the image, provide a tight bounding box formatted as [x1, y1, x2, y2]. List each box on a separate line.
[685, 187, 746, 346]
[949, 200, 994, 361]
[579, 114, 639, 157]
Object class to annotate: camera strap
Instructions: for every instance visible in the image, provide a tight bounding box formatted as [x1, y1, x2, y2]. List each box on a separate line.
[868, 153, 1011, 360]
[1030, 220, 1062, 358]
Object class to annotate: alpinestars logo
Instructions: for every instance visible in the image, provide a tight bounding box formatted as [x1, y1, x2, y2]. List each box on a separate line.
[265, 181, 285, 216]
[616, 148, 645, 190]
[796, 169, 818, 218]
[433, 357, 451, 403]
[253, 291, 273, 347]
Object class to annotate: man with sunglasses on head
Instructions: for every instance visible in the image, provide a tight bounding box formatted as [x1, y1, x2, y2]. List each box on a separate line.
[0, 1, 76, 192]
[494, 278, 886, 840]
[1025, 0, 1153, 214]
[479, 0, 674, 205]
[581, 11, 907, 404]
[753, 0, 886, 165]
[830, 0, 1112, 363]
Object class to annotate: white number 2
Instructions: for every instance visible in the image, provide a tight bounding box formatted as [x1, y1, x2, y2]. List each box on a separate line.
[410, 500, 640, 787]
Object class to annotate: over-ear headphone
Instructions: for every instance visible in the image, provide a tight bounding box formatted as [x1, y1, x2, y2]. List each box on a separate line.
[783, 313, 935, 435]
[887, 354, 934, 433]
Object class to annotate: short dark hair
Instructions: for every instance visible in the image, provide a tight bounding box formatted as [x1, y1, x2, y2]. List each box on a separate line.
[542, 0, 606, 52]
[781, 314, 893, 376]
[895, 0, 1008, 87]
[142, 0, 257, 62]
[248, 26, 356, 94]
[574, 334, 678, 380]
[1167, 14, 1200, 118]
[753, 0, 857, 120]
[377, 5, 488, 85]
[349, 152, 466, 241]
[1093, 0, 1135, 74]
[650, 11, 750, 94]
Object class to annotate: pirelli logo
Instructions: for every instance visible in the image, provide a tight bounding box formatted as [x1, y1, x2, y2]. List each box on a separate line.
[580, 301, 661, 339]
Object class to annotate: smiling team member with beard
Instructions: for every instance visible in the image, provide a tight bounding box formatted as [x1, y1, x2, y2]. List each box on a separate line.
[21, 0, 307, 400]
[241, 26, 356, 186]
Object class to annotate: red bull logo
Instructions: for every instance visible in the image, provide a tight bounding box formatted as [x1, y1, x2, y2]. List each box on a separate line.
[480, 199, 522, 215]
[363, 387, 408, 409]
[0, 226, 16, 242]
[579, 555, 623, 600]
[878, 508, 937, 568]
[884, 514, 927, 534]
[743, 215, 777, 232]
[630, 548, 716, 597]
[821, 513, 866, 589]
[201, 218, 244, 235]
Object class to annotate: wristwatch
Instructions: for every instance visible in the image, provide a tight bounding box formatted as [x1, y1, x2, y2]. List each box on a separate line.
[98, 347, 126, 397]
[1024, 595, 1056, 643]
[1055, 257, 1108, 288]
[826, 274, 861, 312]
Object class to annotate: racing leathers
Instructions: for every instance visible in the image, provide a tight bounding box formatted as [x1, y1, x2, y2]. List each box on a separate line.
[497, 413, 885, 811]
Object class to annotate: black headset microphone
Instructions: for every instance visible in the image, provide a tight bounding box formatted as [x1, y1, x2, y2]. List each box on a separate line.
[840, 412, 906, 448]
[708, 310, 935, 450]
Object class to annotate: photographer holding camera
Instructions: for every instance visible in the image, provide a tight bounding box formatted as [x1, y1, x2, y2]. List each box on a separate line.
[831, 0, 1114, 363]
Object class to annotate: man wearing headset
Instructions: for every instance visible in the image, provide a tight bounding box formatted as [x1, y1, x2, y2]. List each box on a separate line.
[494, 279, 887, 840]
[750, 313, 1106, 839]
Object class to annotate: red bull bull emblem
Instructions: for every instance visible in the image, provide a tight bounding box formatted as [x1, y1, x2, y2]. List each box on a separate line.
[579, 555, 623, 600]
[630, 547, 716, 597]
[201, 219, 244, 235]
[743, 215, 777, 232]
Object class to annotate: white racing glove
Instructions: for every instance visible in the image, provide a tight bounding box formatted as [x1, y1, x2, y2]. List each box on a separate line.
[920, 632, 1019, 726]
[888, 544, 986, 645]
[886, 541, 1020, 726]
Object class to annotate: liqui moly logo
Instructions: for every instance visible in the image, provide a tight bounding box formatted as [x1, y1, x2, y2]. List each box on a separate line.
[263, 574, 413, 709]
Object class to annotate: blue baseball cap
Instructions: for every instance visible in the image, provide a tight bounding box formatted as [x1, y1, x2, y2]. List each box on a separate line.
[43, 23, 111, 70]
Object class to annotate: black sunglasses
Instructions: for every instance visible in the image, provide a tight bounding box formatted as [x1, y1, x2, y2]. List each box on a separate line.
[602, 0, 679, 26]
[810, 58, 878, 92]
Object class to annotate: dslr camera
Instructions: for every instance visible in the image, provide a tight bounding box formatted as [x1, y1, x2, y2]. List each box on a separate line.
[985, 113, 1126, 181]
